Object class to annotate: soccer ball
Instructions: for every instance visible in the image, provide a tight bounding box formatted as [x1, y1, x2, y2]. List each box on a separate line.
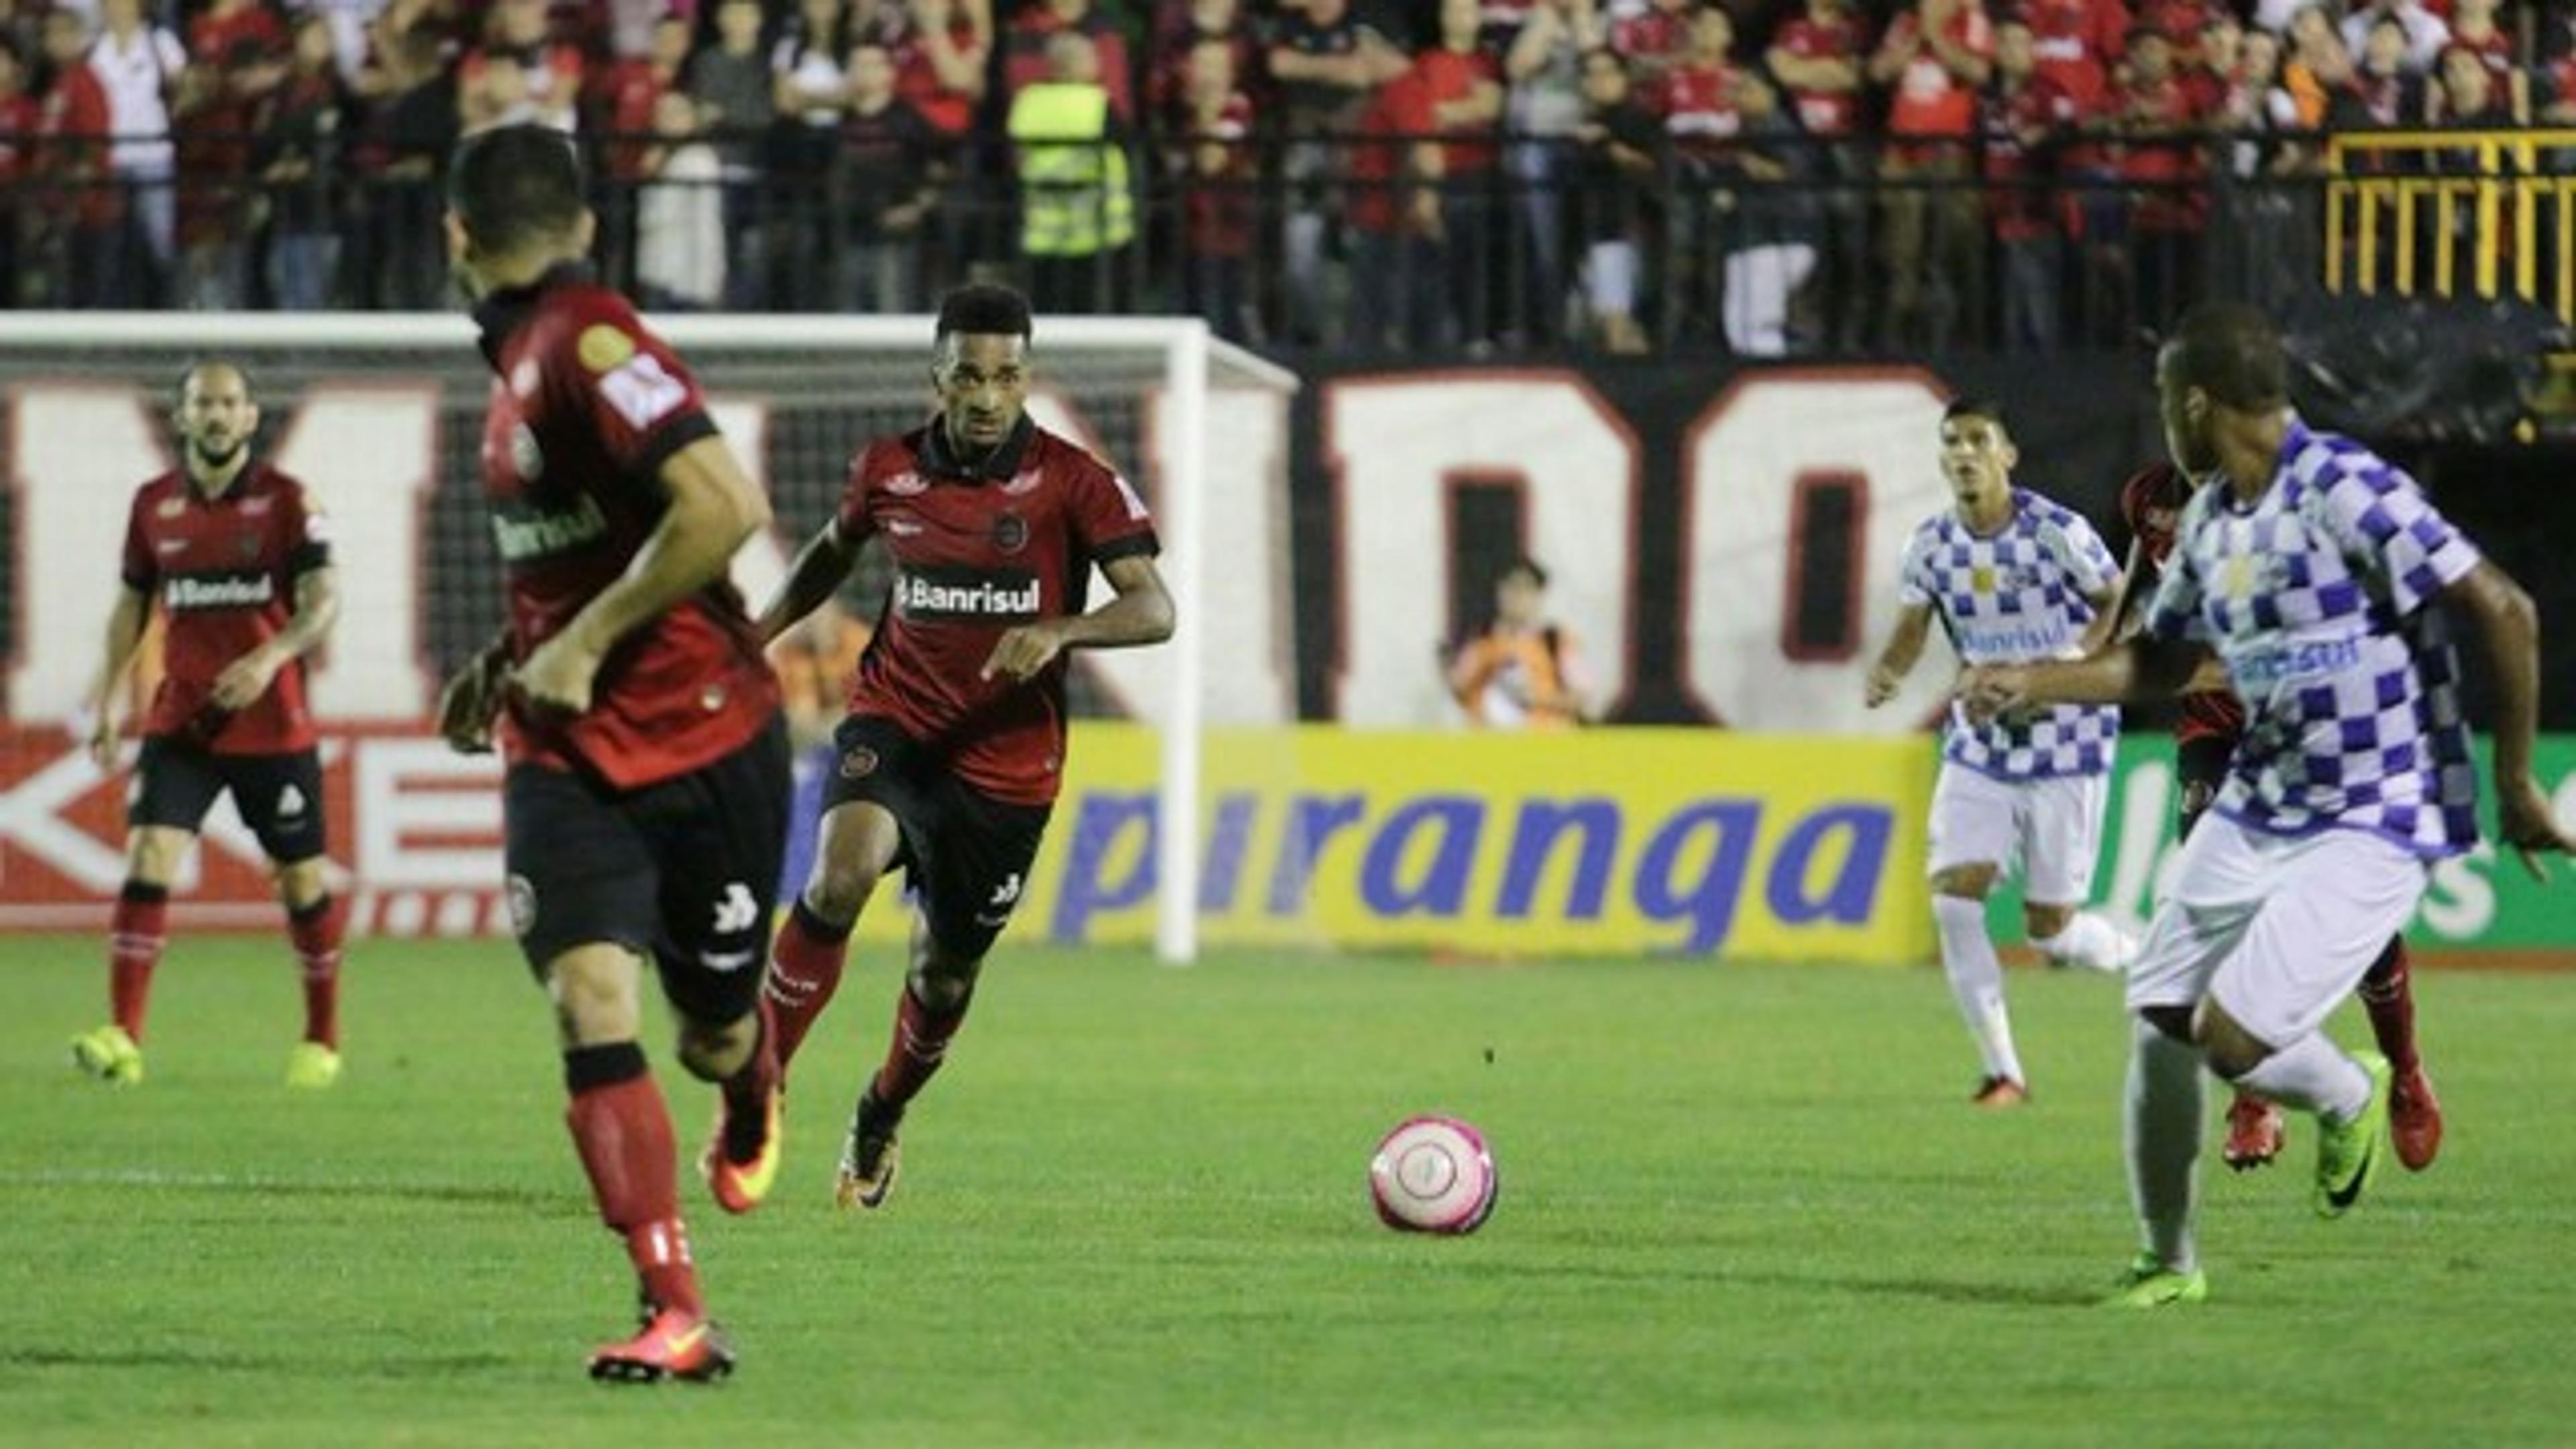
[1368, 1116, 1498, 1234]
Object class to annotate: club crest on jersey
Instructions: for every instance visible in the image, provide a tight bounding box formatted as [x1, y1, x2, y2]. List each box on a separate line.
[839, 745, 879, 780]
[991, 513, 1030, 554]
[883, 470, 928, 497]
[511, 424, 545, 481]
[158, 497, 186, 519]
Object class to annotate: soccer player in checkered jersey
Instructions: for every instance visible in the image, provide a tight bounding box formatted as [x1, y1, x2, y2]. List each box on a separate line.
[2114, 461, 2440, 1175]
[70, 362, 349, 1091]
[1864, 397, 2136, 1109]
[433, 125, 792, 1382]
[757, 283, 1174, 1212]
[1967, 302, 2570, 1307]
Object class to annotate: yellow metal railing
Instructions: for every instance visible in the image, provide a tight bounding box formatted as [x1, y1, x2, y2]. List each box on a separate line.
[2325, 129, 2576, 325]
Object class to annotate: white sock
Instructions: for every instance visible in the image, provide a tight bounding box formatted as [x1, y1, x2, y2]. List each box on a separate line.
[2031, 910, 2134, 973]
[2234, 1032, 2372, 1124]
[2127, 1016, 2204, 1273]
[1933, 895, 2023, 1083]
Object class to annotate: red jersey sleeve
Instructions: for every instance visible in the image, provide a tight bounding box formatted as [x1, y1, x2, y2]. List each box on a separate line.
[1067, 455, 1160, 563]
[833, 443, 886, 542]
[120, 491, 157, 594]
[281, 480, 333, 578]
[540, 300, 720, 485]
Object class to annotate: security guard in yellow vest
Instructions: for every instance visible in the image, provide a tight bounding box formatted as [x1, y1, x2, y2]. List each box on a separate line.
[1007, 32, 1135, 313]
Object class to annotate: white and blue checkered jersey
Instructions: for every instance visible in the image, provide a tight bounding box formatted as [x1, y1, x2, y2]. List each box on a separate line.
[1899, 488, 2122, 780]
[2143, 421, 2481, 857]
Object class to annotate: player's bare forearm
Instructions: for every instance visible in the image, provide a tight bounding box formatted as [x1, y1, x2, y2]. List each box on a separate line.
[2449, 559, 2543, 777]
[2076, 584, 2123, 654]
[1864, 605, 1931, 705]
[756, 521, 858, 645]
[565, 436, 769, 657]
[89, 587, 148, 715]
[271, 567, 341, 660]
[1059, 554, 1175, 650]
[2027, 636, 2207, 704]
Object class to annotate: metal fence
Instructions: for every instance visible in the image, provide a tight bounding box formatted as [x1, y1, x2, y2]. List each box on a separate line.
[7, 126, 2567, 354]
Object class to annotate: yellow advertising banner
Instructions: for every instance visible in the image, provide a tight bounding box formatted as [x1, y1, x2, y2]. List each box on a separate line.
[839, 725, 1937, 963]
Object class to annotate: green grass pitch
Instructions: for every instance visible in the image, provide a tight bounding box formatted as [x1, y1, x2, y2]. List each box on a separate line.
[6, 936, 2573, 1446]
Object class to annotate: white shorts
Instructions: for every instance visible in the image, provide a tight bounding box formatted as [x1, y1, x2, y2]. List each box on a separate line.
[2124, 813, 2428, 1047]
[1925, 763, 2108, 906]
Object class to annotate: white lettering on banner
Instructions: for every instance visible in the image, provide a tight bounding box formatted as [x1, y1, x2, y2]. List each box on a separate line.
[1681, 372, 1957, 733]
[274, 387, 441, 721]
[1322, 375, 1637, 727]
[356, 737, 502, 890]
[9, 386, 169, 720]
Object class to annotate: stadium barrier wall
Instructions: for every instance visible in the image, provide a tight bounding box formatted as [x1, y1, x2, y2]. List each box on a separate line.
[4, 722, 2571, 965]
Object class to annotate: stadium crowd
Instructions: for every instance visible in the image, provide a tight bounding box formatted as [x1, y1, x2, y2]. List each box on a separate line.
[2, 0, 2571, 349]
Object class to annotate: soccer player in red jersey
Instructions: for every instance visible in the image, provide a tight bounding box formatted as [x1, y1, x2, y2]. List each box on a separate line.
[433, 125, 791, 1384]
[2115, 462, 2440, 1173]
[71, 362, 347, 1091]
[758, 283, 1174, 1211]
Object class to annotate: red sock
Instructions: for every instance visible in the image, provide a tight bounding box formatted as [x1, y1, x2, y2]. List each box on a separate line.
[109, 882, 170, 1042]
[2357, 936, 2419, 1075]
[765, 899, 853, 1072]
[718, 997, 780, 1155]
[564, 1043, 701, 1317]
[872, 981, 970, 1110]
[287, 895, 345, 1049]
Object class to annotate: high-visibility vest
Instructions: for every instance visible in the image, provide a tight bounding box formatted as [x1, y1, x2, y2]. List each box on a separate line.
[1007, 83, 1135, 257]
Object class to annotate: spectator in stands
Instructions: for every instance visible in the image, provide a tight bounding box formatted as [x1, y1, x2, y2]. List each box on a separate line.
[172, 34, 281, 310]
[302, 0, 390, 90]
[1152, 0, 1256, 135]
[2282, 3, 2354, 128]
[1871, 0, 1992, 351]
[1009, 31, 1134, 314]
[2432, 40, 2515, 127]
[2115, 26, 2206, 335]
[256, 13, 349, 311]
[39, 7, 120, 308]
[1985, 17, 2080, 352]
[595, 13, 694, 184]
[686, 0, 773, 307]
[1343, 52, 1445, 349]
[2446, 0, 2513, 74]
[89, 0, 186, 307]
[1267, 0, 1405, 344]
[352, 17, 455, 309]
[1447, 557, 1593, 729]
[2341, 0, 2447, 75]
[1411, 0, 1506, 350]
[460, 0, 584, 131]
[1503, 0, 1599, 345]
[1716, 73, 1818, 358]
[637, 89, 727, 309]
[837, 40, 941, 312]
[1607, 0, 1695, 113]
[873, 0, 987, 143]
[0, 37, 37, 307]
[2224, 25, 2308, 177]
[1568, 45, 1658, 353]
[2333, 13, 2426, 127]
[1768, 0, 1873, 350]
[2013, 0, 2122, 115]
[1173, 36, 1260, 341]
[772, 0, 851, 313]
[1005, 0, 1133, 119]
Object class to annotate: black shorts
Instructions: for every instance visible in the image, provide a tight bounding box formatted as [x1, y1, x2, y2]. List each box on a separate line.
[503, 717, 790, 1025]
[820, 715, 1051, 961]
[131, 737, 327, 863]
[2175, 733, 2235, 841]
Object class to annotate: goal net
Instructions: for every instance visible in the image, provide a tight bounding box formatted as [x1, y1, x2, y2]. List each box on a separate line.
[0, 313, 1296, 962]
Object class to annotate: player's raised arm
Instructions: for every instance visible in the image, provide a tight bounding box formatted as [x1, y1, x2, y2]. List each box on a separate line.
[515, 435, 769, 714]
[2441, 558, 2572, 877]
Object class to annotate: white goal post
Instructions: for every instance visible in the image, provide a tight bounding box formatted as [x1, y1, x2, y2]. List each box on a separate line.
[0, 311, 1297, 965]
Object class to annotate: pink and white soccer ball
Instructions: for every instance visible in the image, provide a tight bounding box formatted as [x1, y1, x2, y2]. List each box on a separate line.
[1369, 1116, 1498, 1234]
